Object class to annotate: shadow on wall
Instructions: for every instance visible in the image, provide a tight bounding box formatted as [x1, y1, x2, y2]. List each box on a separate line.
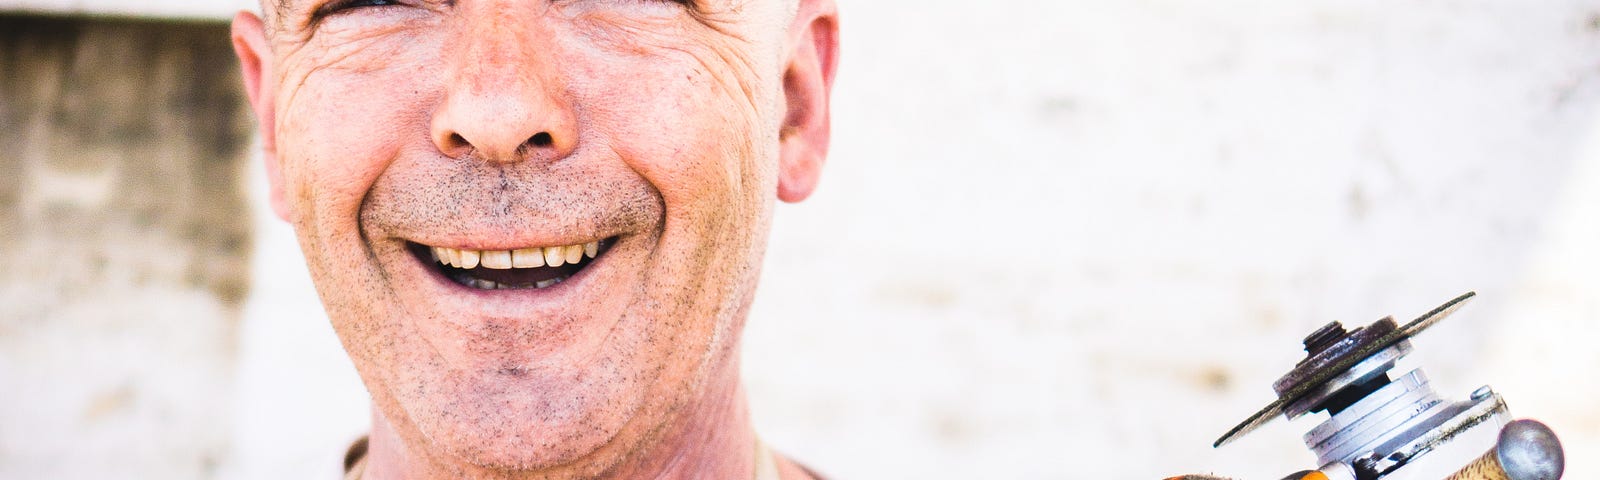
[0, 14, 252, 480]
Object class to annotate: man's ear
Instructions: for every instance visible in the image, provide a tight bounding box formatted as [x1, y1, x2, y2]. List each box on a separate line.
[776, 0, 840, 203]
[231, 11, 289, 221]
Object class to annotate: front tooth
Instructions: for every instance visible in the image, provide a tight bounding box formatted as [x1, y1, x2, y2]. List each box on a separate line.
[564, 244, 583, 264]
[544, 246, 565, 267]
[459, 249, 481, 269]
[535, 277, 561, 289]
[433, 247, 451, 266]
[444, 248, 460, 267]
[584, 241, 598, 258]
[481, 250, 512, 269]
[512, 248, 545, 268]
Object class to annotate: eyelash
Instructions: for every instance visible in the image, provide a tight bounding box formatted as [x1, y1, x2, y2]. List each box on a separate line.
[312, 0, 692, 23]
[313, 0, 400, 19]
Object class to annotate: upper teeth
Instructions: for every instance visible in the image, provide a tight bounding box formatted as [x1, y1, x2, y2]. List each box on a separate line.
[432, 242, 599, 269]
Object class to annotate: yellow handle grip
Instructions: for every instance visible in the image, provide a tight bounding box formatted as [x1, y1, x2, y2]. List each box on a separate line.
[1445, 448, 1513, 480]
[1162, 472, 1326, 480]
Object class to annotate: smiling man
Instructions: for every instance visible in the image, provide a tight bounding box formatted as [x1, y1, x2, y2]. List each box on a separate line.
[228, 0, 839, 478]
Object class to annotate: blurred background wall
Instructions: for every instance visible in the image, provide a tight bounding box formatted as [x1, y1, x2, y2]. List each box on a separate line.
[0, 11, 252, 480]
[2, 1, 1598, 479]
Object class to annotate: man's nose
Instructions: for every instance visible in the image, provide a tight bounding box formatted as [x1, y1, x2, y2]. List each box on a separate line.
[430, 29, 576, 164]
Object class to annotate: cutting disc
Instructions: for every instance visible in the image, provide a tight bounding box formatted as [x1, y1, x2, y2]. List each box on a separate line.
[1213, 291, 1477, 448]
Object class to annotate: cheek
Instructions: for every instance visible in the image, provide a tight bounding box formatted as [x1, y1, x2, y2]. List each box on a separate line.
[570, 53, 780, 219]
[275, 56, 440, 237]
[552, 12, 784, 204]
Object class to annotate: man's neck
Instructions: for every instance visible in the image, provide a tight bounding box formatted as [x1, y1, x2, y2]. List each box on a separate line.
[362, 366, 757, 480]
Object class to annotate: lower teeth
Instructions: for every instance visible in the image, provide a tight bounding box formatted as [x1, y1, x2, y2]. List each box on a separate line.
[461, 276, 565, 290]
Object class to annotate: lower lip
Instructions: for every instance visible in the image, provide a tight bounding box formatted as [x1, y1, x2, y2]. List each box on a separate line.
[388, 239, 623, 371]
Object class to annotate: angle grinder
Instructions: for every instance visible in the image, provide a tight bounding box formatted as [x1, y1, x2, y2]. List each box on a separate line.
[1171, 292, 1565, 480]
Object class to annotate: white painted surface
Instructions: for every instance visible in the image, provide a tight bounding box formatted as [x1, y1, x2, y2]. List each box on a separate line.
[218, 160, 370, 480]
[219, 1, 1600, 479]
[0, 0, 255, 19]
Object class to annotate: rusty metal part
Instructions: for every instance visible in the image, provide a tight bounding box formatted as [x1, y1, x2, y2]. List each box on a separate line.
[1339, 385, 1508, 478]
[1214, 292, 1477, 447]
[1443, 420, 1565, 480]
[1285, 339, 1412, 422]
[1275, 319, 1397, 399]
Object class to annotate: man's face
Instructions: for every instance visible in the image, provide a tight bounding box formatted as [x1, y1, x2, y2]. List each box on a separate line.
[232, 0, 835, 472]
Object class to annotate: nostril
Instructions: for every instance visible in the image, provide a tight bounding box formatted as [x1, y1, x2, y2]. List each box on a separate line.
[438, 132, 556, 160]
[529, 132, 553, 148]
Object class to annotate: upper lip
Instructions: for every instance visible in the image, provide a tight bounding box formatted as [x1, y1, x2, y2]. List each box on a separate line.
[413, 240, 604, 254]
[407, 237, 607, 252]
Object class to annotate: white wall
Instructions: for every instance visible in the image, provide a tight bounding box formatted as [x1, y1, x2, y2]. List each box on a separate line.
[0, 17, 252, 480]
[219, 1, 1600, 479]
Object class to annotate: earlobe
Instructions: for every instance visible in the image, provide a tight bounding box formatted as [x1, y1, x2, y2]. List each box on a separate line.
[776, 0, 839, 204]
[231, 11, 290, 221]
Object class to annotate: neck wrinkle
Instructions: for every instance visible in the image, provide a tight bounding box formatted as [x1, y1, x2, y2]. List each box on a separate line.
[613, 354, 755, 480]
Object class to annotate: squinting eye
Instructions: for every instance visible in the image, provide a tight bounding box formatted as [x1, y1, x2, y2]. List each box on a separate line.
[315, 0, 401, 18]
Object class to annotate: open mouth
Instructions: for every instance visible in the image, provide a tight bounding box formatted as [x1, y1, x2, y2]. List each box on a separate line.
[408, 238, 616, 290]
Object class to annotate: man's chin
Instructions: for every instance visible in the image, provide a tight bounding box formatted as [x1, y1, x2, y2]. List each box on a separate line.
[430, 429, 613, 472]
[385, 367, 649, 471]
